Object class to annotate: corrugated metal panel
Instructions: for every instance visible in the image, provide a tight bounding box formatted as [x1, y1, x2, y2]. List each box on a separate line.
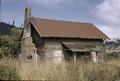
[62, 42, 100, 52]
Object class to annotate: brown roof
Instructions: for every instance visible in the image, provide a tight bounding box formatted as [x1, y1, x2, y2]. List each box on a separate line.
[30, 17, 109, 40]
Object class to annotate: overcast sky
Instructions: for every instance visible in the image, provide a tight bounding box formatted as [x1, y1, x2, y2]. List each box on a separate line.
[1, 0, 120, 39]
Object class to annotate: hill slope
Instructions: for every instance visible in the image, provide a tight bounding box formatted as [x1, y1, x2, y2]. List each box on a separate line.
[0, 22, 21, 35]
[0, 22, 12, 35]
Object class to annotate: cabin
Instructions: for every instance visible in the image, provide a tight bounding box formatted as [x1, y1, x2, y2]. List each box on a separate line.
[19, 7, 109, 63]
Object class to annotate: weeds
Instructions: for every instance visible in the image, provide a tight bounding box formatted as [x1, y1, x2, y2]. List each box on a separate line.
[0, 58, 120, 81]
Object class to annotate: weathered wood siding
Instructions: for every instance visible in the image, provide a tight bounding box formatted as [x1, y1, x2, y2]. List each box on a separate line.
[44, 40, 64, 63]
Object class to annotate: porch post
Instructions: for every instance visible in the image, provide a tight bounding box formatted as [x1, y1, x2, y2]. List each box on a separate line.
[91, 51, 97, 63]
[74, 53, 76, 63]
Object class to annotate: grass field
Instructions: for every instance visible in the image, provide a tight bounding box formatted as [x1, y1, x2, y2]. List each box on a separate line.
[0, 58, 120, 81]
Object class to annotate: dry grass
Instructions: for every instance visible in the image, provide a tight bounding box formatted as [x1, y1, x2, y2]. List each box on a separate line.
[0, 58, 120, 81]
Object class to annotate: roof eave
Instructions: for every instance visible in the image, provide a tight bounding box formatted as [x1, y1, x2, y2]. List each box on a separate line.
[29, 18, 43, 38]
[42, 36, 107, 40]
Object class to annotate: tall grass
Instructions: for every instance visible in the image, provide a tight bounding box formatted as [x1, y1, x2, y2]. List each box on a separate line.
[0, 58, 120, 81]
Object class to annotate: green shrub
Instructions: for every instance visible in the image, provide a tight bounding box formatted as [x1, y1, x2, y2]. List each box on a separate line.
[105, 52, 120, 60]
[0, 27, 21, 59]
[0, 65, 19, 80]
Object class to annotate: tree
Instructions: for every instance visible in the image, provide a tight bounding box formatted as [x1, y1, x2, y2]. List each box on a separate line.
[0, 27, 22, 58]
[116, 39, 120, 46]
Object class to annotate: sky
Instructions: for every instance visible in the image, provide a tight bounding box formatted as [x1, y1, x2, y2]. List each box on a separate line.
[1, 0, 120, 39]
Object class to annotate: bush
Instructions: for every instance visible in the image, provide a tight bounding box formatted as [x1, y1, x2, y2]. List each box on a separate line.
[105, 52, 120, 60]
[0, 65, 19, 80]
[0, 27, 21, 58]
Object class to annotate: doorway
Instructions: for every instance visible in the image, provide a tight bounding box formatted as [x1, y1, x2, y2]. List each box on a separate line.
[75, 52, 91, 63]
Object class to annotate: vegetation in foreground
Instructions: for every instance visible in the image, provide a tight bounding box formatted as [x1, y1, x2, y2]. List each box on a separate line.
[0, 58, 120, 81]
[0, 27, 21, 58]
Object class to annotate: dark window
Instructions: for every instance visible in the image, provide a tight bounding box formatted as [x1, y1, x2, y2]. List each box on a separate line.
[27, 55, 32, 59]
[34, 50, 35, 53]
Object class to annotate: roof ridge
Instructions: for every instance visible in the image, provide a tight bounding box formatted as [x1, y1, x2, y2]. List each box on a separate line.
[30, 16, 93, 25]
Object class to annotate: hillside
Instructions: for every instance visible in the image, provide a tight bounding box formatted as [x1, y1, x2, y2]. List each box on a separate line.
[0, 22, 21, 35]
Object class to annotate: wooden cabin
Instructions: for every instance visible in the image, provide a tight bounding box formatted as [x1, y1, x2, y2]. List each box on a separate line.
[19, 7, 109, 63]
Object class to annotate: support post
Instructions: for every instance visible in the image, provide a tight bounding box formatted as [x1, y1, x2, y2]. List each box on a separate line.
[74, 53, 76, 63]
[91, 51, 97, 63]
[97, 52, 104, 63]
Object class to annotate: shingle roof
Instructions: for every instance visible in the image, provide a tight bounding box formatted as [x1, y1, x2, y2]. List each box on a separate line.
[30, 17, 109, 40]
